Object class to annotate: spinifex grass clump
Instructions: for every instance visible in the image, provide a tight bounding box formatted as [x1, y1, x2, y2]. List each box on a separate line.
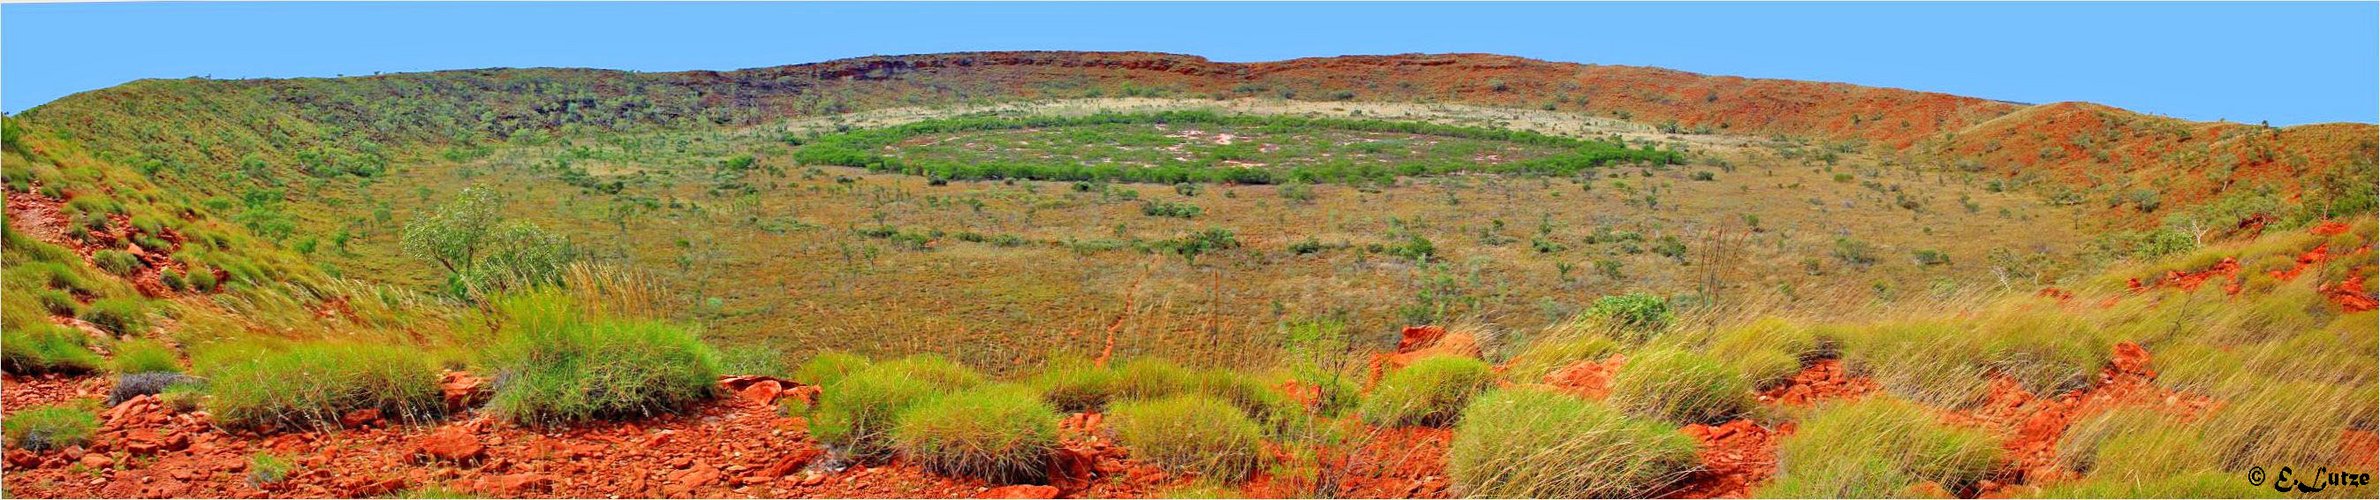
[811, 354, 984, 459]
[890, 384, 1061, 483]
[795, 350, 872, 386]
[3, 404, 97, 451]
[1359, 355, 1492, 427]
[206, 343, 443, 430]
[1757, 397, 2002, 497]
[110, 338, 181, 374]
[0, 323, 101, 374]
[1110, 357, 1194, 400]
[1026, 356, 1116, 412]
[484, 291, 722, 426]
[1447, 387, 1699, 498]
[1109, 394, 1265, 484]
[1608, 347, 1756, 425]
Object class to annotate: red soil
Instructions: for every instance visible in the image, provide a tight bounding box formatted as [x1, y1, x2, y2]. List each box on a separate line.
[1366, 326, 1482, 387]
[1329, 425, 1453, 499]
[1543, 355, 1625, 400]
[1952, 342, 2215, 493]
[1756, 359, 1879, 406]
[1666, 419, 1782, 499]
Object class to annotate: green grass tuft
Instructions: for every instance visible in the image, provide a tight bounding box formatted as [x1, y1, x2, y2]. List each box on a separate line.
[1110, 357, 1195, 400]
[3, 404, 98, 451]
[483, 291, 722, 426]
[890, 384, 1060, 483]
[1025, 356, 1116, 412]
[1359, 355, 1492, 427]
[811, 354, 984, 459]
[110, 338, 181, 374]
[248, 452, 295, 486]
[80, 297, 149, 336]
[1109, 394, 1266, 484]
[1608, 347, 1757, 425]
[794, 350, 871, 386]
[1758, 397, 2002, 497]
[1447, 387, 1700, 498]
[2, 323, 102, 374]
[205, 343, 443, 430]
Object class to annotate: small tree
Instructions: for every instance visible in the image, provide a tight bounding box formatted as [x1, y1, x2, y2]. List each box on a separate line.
[401, 188, 577, 300]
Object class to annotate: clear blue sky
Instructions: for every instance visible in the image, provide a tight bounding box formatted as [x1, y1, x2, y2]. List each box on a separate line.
[5, 2, 2375, 125]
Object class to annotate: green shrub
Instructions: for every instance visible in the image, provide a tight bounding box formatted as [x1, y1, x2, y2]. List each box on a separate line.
[3, 404, 97, 451]
[1359, 355, 1492, 427]
[1109, 394, 1265, 484]
[811, 354, 983, 459]
[1, 324, 102, 374]
[1448, 387, 1699, 498]
[248, 452, 295, 485]
[1111, 358, 1194, 400]
[80, 297, 149, 335]
[483, 292, 722, 426]
[794, 350, 871, 386]
[1026, 357, 1116, 412]
[207, 343, 443, 430]
[111, 339, 180, 374]
[1608, 348, 1756, 425]
[1587, 293, 1672, 337]
[890, 384, 1060, 483]
[93, 249, 143, 276]
[1758, 398, 2002, 497]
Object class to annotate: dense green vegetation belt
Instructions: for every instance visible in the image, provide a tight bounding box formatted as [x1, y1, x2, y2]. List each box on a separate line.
[790, 110, 1682, 184]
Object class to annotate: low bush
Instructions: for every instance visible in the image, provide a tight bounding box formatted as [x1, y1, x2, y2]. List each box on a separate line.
[1359, 355, 1492, 427]
[1608, 348, 1756, 425]
[111, 339, 180, 374]
[1587, 293, 1672, 338]
[1025, 357, 1116, 412]
[206, 343, 443, 430]
[1447, 387, 1699, 497]
[3, 404, 97, 451]
[1109, 394, 1265, 484]
[108, 371, 198, 406]
[891, 384, 1060, 483]
[1, 324, 102, 374]
[483, 292, 722, 426]
[1758, 398, 2002, 497]
[794, 350, 871, 386]
[80, 297, 149, 336]
[811, 354, 984, 459]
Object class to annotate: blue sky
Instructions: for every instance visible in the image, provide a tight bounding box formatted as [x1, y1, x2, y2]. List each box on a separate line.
[4, 2, 2375, 125]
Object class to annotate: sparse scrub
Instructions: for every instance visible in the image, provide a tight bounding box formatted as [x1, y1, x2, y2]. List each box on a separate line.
[1359, 355, 1492, 427]
[1109, 394, 1265, 484]
[891, 384, 1060, 483]
[1587, 292, 1673, 338]
[1448, 387, 1700, 498]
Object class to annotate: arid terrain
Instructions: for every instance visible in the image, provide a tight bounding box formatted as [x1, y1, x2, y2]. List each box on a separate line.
[3, 51, 2374, 499]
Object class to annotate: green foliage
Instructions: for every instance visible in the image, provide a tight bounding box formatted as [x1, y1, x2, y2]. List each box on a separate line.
[1448, 387, 1700, 498]
[1608, 348, 1756, 425]
[1500, 328, 1620, 383]
[1140, 199, 1204, 218]
[1758, 398, 2002, 497]
[80, 297, 150, 335]
[1111, 358, 1195, 400]
[811, 355, 984, 459]
[204, 343, 443, 430]
[399, 188, 578, 300]
[1833, 237, 1879, 266]
[3, 404, 98, 452]
[794, 351, 871, 386]
[1705, 318, 1821, 389]
[1109, 394, 1266, 484]
[1, 324, 103, 374]
[1359, 355, 1492, 427]
[111, 339, 181, 374]
[890, 384, 1060, 483]
[483, 291, 723, 426]
[718, 345, 792, 378]
[1587, 292, 1673, 336]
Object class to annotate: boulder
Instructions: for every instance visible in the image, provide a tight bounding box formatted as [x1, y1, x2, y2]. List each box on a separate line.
[415, 427, 485, 463]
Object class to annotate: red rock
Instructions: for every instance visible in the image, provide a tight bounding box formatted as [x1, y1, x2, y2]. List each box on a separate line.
[739, 380, 784, 407]
[440, 371, 488, 411]
[79, 453, 114, 469]
[415, 427, 485, 463]
[783, 385, 822, 408]
[6, 449, 41, 469]
[977, 485, 1061, 499]
[667, 465, 721, 496]
[761, 448, 822, 477]
[475, 473, 553, 495]
[1048, 446, 1098, 493]
[340, 408, 384, 429]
